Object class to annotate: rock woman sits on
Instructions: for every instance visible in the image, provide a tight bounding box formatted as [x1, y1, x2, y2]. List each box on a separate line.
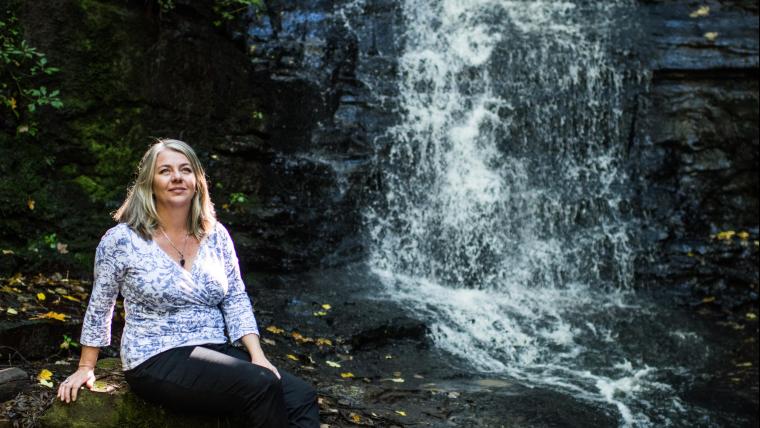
[56, 139, 319, 428]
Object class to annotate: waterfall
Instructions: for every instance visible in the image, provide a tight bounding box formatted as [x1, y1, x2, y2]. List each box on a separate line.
[363, 1, 700, 426]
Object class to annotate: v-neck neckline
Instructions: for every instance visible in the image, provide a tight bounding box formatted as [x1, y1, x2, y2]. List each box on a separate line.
[153, 233, 206, 275]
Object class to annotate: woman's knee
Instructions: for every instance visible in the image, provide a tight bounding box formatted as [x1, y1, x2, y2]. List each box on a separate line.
[301, 383, 317, 404]
[247, 368, 283, 399]
[281, 371, 317, 407]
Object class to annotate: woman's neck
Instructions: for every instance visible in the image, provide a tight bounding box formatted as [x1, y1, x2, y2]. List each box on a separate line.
[156, 204, 191, 234]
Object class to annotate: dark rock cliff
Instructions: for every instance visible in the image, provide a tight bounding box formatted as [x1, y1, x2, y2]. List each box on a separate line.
[632, 0, 759, 308]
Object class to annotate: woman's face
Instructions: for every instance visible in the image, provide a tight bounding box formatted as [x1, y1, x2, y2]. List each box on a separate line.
[152, 149, 197, 210]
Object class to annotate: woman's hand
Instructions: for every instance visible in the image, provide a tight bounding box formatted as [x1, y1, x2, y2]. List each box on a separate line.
[251, 355, 281, 379]
[56, 366, 96, 403]
[241, 333, 281, 379]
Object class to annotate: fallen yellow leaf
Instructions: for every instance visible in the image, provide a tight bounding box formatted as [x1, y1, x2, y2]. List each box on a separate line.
[321, 304, 332, 310]
[1, 249, 14, 255]
[29, 311, 67, 321]
[286, 354, 300, 361]
[735, 362, 752, 367]
[737, 231, 750, 240]
[746, 312, 757, 320]
[702, 296, 715, 303]
[716, 230, 735, 240]
[395, 410, 407, 416]
[704, 32, 719, 41]
[262, 338, 276, 346]
[689, 6, 710, 18]
[325, 360, 341, 368]
[8, 273, 24, 286]
[313, 311, 327, 317]
[37, 369, 53, 381]
[6, 308, 18, 315]
[340, 372, 354, 378]
[39, 379, 54, 388]
[62, 295, 81, 303]
[350, 413, 361, 423]
[37, 292, 46, 301]
[266, 325, 284, 334]
[27, 198, 35, 210]
[316, 338, 332, 346]
[292, 332, 314, 343]
[390, 378, 405, 383]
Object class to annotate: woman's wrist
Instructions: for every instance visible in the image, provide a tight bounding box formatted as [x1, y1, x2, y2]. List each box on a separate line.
[240, 333, 266, 359]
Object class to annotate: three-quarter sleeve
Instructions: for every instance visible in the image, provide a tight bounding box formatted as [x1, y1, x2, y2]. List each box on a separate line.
[218, 225, 259, 342]
[80, 226, 126, 347]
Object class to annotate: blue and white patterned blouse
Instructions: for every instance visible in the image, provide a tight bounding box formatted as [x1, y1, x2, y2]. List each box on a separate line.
[80, 222, 260, 370]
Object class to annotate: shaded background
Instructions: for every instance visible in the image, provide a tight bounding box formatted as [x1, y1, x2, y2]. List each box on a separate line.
[1, 0, 757, 326]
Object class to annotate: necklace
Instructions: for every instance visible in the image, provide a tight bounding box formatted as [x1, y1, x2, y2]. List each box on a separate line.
[160, 227, 189, 267]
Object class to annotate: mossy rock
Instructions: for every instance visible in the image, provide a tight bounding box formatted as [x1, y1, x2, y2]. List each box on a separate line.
[39, 359, 242, 428]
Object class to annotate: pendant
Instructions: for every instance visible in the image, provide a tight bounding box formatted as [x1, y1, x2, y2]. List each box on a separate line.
[180, 258, 185, 267]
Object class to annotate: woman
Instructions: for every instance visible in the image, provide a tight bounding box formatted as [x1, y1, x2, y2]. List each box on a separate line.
[56, 139, 319, 427]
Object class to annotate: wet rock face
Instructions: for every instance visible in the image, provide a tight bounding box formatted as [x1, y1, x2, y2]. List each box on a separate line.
[226, 0, 401, 272]
[632, 0, 759, 299]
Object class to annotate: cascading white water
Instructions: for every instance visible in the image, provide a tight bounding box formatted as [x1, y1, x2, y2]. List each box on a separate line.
[363, 1, 706, 426]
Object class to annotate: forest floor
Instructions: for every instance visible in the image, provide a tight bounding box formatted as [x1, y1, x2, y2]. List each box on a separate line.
[1, 266, 758, 427]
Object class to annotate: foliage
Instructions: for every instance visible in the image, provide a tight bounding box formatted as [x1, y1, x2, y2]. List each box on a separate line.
[212, 0, 266, 26]
[157, 0, 175, 13]
[0, 7, 63, 136]
[222, 191, 258, 213]
[60, 334, 79, 350]
[69, 111, 142, 206]
[152, 0, 265, 25]
[229, 192, 248, 205]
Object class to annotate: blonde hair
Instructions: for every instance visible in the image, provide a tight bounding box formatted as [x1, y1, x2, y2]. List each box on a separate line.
[114, 138, 216, 240]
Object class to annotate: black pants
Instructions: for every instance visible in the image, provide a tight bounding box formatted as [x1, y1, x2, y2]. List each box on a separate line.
[124, 343, 319, 428]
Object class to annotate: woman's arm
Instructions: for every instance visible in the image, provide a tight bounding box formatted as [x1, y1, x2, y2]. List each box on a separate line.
[57, 345, 99, 403]
[216, 225, 277, 377]
[217, 225, 261, 340]
[241, 333, 280, 379]
[78, 345, 100, 369]
[59, 227, 125, 402]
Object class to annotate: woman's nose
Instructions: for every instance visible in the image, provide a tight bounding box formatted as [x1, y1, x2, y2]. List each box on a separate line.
[171, 170, 182, 181]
